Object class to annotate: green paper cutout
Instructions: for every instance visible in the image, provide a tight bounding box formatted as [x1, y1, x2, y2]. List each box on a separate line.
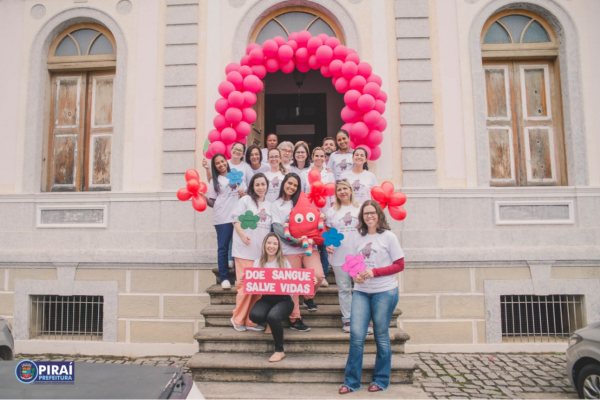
[203, 138, 210, 155]
[238, 211, 260, 230]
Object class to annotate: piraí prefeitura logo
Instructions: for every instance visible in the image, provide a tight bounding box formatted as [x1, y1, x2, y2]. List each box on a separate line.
[15, 360, 75, 384]
[15, 360, 38, 384]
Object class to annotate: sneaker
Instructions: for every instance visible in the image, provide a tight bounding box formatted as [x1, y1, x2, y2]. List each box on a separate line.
[367, 323, 374, 335]
[221, 280, 231, 289]
[246, 324, 266, 331]
[304, 298, 318, 312]
[230, 317, 246, 332]
[342, 322, 351, 333]
[321, 279, 329, 287]
[289, 319, 311, 332]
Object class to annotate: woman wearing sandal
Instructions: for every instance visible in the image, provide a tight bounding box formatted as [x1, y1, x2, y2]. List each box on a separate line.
[339, 200, 405, 394]
[248, 233, 294, 362]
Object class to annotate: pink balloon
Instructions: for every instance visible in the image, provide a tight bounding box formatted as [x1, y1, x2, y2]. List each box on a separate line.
[234, 121, 251, 137]
[225, 143, 233, 159]
[242, 107, 257, 123]
[297, 30, 312, 46]
[348, 140, 357, 149]
[342, 61, 358, 79]
[228, 91, 244, 107]
[333, 45, 349, 60]
[369, 146, 381, 161]
[320, 64, 332, 77]
[344, 89, 361, 109]
[365, 130, 383, 147]
[317, 33, 330, 42]
[377, 117, 387, 132]
[218, 81, 235, 98]
[286, 40, 298, 52]
[324, 37, 340, 49]
[367, 74, 383, 86]
[237, 136, 247, 145]
[238, 65, 252, 77]
[225, 63, 240, 74]
[208, 129, 221, 142]
[273, 36, 286, 47]
[246, 43, 260, 55]
[213, 114, 228, 131]
[363, 110, 382, 129]
[377, 91, 388, 103]
[345, 53, 360, 64]
[351, 122, 369, 139]
[341, 123, 354, 132]
[240, 55, 252, 66]
[226, 71, 243, 90]
[249, 48, 265, 64]
[209, 141, 226, 156]
[363, 82, 381, 97]
[265, 57, 280, 73]
[334, 76, 349, 93]
[251, 65, 267, 79]
[374, 99, 386, 114]
[295, 47, 309, 63]
[205, 149, 214, 159]
[262, 39, 278, 57]
[357, 62, 372, 78]
[315, 45, 333, 64]
[225, 107, 243, 124]
[243, 75, 263, 93]
[332, 76, 339, 86]
[280, 59, 295, 74]
[215, 98, 229, 115]
[221, 127, 237, 144]
[341, 106, 362, 123]
[297, 62, 310, 73]
[278, 45, 293, 62]
[307, 55, 320, 70]
[242, 91, 257, 108]
[287, 32, 298, 42]
[357, 94, 376, 112]
[329, 59, 343, 76]
[357, 144, 372, 160]
[307, 37, 323, 54]
[349, 75, 367, 91]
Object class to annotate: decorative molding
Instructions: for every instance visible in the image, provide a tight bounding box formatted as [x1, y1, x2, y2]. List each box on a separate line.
[494, 200, 574, 225]
[36, 205, 108, 228]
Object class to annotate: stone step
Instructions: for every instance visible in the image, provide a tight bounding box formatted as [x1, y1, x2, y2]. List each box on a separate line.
[193, 327, 409, 354]
[212, 267, 337, 285]
[187, 352, 416, 384]
[205, 284, 342, 305]
[201, 304, 401, 328]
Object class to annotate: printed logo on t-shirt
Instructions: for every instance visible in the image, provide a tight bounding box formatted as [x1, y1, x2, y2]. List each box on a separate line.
[271, 176, 280, 188]
[258, 208, 268, 222]
[358, 242, 378, 259]
[220, 183, 239, 197]
[351, 179, 363, 192]
[342, 212, 356, 226]
[229, 182, 239, 190]
[337, 159, 349, 171]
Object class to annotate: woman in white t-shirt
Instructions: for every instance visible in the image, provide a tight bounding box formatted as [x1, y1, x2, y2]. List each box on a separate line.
[203, 154, 247, 289]
[264, 148, 287, 203]
[271, 173, 325, 332]
[246, 145, 269, 176]
[231, 173, 272, 333]
[203, 142, 253, 188]
[248, 233, 294, 363]
[325, 181, 361, 333]
[277, 141, 294, 172]
[340, 147, 378, 205]
[339, 200, 405, 395]
[288, 141, 312, 184]
[327, 129, 354, 182]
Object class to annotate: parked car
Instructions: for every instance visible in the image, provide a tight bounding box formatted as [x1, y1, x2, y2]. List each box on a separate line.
[566, 321, 600, 399]
[0, 316, 14, 360]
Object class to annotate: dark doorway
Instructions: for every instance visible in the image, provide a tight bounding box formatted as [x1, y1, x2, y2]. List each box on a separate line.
[265, 93, 327, 149]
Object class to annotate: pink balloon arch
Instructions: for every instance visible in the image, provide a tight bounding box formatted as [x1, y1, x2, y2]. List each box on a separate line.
[206, 31, 387, 161]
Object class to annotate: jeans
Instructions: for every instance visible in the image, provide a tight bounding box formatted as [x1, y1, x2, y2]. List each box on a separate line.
[249, 295, 294, 352]
[318, 244, 329, 277]
[343, 288, 399, 391]
[332, 265, 352, 323]
[214, 223, 234, 283]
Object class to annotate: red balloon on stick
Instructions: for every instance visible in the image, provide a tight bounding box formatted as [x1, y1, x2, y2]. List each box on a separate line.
[370, 181, 407, 220]
[186, 179, 200, 194]
[308, 169, 322, 185]
[323, 183, 335, 197]
[192, 194, 207, 212]
[177, 188, 192, 202]
[185, 169, 199, 182]
[388, 205, 407, 221]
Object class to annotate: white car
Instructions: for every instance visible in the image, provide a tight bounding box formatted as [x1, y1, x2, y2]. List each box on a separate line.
[566, 321, 600, 399]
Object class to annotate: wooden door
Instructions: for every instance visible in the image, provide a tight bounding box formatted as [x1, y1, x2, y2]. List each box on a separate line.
[250, 84, 265, 148]
[484, 60, 566, 186]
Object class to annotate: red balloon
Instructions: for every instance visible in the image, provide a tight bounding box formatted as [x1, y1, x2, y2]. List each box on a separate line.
[242, 107, 257, 123]
[335, 77, 350, 93]
[246, 43, 260, 55]
[238, 65, 253, 77]
[324, 37, 340, 49]
[367, 74, 383, 86]
[320, 64, 332, 77]
[262, 39, 278, 57]
[198, 181, 208, 194]
[221, 127, 237, 144]
[295, 47, 309, 63]
[351, 122, 369, 139]
[192, 194, 207, 212]
[208, 129, 221, 142]
[329, 59, 344, 76]
[307, 37, 323, 54]
[251, 65, 267, 79]
[249, 48, 265, 64]
[213, 115, 228, 131]
[225, 63, 240, 74]
[280, 59, 295, 74]
[363, 110, 382, 129]
[297, 30, 312, 46]
[215, 98, 229, 115]
[389, 192, 407, 207]
[333, 45, 349, 60]
[185, 169, 199, 181]
[323, 183, 335, 197]
[273, 36, 286, 47]
[371, 186, 386, 203]
[242, 91, 257, 108]
[345, 53, 360, 64]
[265, 57, 280, 73]
[218, 81, 235, 98]
[381, 181, 394, 197]
[177, 188, 192, 201]
[234, 121, 251, 137]
[316, 45, 333, 64]
[312, 180, 324, 195]
[308, 169, 322, 184]
[187, 179, 200, 194]
[388, 205, 407, 221]
[344, 90, 361, 110]
[365, 130, 383, 147]
[225, 108, 243, 124]
[349, 75, 367, 91]
[369, 146, 381, 161]
[228, 91, 244, 107]
[357, 94, 376, 112]
[342, 61, 358, 79]
[314, 195, 326, 209]
[278, 45, 294, 62]
[357, 62, 372, 78]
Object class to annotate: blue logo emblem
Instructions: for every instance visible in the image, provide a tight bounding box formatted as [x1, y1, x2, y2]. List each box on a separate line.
[15, 360, 75, 384]
[15, 360, 38, 384]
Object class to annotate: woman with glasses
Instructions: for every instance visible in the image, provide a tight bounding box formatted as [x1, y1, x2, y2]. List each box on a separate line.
[264, 148, 287, 203]
[246, 145, 269, 176]
[339, 200, 405, 394]
[203, 142, 253, 189]
[277, 141, 294, 172]
[327, 130, 354, 182]
[340, 147, 378, 204]
[289, 142, 312, 186]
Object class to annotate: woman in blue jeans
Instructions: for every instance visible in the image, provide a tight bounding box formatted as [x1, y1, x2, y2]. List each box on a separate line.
[339, 200, 405, 394]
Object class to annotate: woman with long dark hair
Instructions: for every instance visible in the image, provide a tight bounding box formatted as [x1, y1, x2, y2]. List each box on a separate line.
[327, 130, 354, 182]
[289, 141, 312, 185]
[203, 142, 253, 188]
[340, 147, 378, 204]
[339, 200, 405, 394]
[246, 145, 269, 176]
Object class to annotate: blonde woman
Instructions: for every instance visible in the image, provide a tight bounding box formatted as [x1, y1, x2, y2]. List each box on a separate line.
[248, 233, 294, 362]
[264, 148, 287, 203]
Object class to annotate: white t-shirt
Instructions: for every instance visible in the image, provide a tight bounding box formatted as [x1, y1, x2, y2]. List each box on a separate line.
[352, 230, 404, 294]
[325, 204, 361, 266]
[303, 168, 336, 214]
[327, 150, 354, 182]
[253, 258, 293, 298]
[260, 148, 269, 163]
[271, 198, 305, 255]
[249, 163, 270, 176]
[282, 162, 292, 173]
[288, 165, 311, 183]
[232, 196, 273, 260]
[340, 170, 378, 205]
[264, 170, 286, 203]
[228, 160, 253, 188]
[207, 175, 247, 226]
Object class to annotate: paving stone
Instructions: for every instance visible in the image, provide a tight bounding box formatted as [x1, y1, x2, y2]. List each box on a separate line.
[494, 379, 509, 386]
[519, 377, 536, 386]
[441, 376, 454, 383]
[480, 389, 502, 395]
[487, 372, 499, 379]
[446, 388, 462, 393]
[562, 387, 576, 393]
[447, 369, 459, 375]
[463, 388, 480, 394]
[455, 376, 467, 383]
[499, 387, 516, 397]
[543, 387, 565, 393]
[550, 379, 566, 387]
[423, 383, 446, 388]
[465, 374, 477, 380]
[522, 387, 543, 392]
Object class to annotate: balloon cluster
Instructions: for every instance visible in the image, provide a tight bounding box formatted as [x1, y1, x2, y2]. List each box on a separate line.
[305, 170, 335, 208]
[370, 181, 407, 221]
[208, 31, 388, 160]
[176, 169, 209, 212]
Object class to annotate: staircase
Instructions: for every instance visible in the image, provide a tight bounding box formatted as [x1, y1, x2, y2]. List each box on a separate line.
[187, 268, 417, 390]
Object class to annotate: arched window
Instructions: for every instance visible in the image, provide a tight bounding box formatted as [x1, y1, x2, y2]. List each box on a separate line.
[481, 11, 566, 186]
[251, 7, 344, 45]
[45, 24, 116, 192]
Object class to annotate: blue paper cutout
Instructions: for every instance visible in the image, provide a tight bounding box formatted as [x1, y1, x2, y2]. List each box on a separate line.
[322, 228, 344, 247]
[226, 168, 244, 186]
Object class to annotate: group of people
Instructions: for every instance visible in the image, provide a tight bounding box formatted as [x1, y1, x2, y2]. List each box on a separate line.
[200, 129, 405, 393]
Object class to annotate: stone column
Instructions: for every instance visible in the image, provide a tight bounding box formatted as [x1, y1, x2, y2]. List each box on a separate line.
[395, 0, 437, 187]
[161, 0, 200, 190]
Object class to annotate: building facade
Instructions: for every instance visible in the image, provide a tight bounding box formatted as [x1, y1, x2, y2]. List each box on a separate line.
[0, 0, 598, 356]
